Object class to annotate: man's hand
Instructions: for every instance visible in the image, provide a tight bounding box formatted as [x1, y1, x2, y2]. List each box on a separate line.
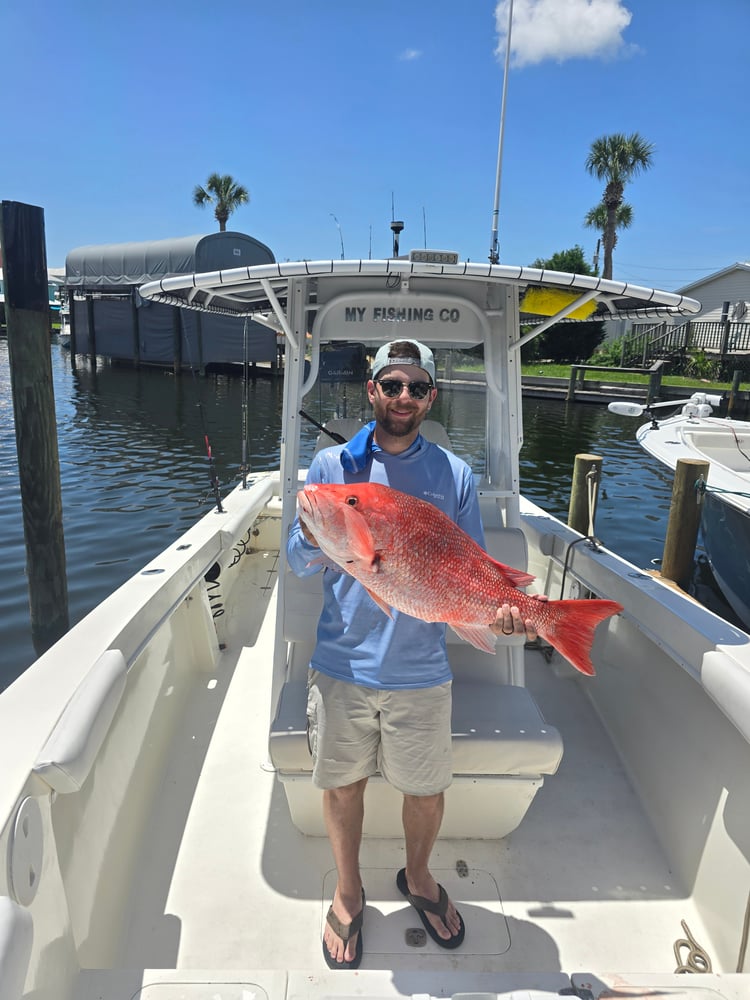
[490, 599, 547, 641]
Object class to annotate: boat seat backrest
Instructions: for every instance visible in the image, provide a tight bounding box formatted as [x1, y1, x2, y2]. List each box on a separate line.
[420, 419, 453, 449]
[33, 649, 127, 794]
[312, 418, 365, 455]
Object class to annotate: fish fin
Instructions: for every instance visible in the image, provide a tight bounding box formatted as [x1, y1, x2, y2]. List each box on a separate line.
[364, 587, 394, 618]
[487, 556, 535, 589]
[449, 624, 498, 654]
[540, 599, 623, 676]
[341, 503, 378, 567]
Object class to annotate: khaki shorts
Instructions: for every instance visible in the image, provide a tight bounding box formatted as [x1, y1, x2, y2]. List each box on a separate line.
[306, 670, 453, 795]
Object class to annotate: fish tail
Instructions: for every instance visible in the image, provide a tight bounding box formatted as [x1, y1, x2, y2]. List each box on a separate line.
[539, 599, 623, 676]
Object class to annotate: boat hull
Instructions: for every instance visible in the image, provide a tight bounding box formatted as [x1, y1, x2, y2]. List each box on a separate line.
[637, 409, 750, 629]
[702, 490, 750, 628]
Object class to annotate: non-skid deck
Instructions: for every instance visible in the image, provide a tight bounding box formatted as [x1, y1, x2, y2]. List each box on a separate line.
[106, 576, 712, 988]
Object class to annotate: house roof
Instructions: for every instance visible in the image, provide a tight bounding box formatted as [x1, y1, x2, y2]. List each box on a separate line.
[677, 261, 750, 295]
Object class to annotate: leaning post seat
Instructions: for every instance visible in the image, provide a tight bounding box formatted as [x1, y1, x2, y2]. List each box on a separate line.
[270, 419, 563, 837]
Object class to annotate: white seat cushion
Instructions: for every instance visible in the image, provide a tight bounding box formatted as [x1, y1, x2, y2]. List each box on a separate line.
[269, 678, 562, 778]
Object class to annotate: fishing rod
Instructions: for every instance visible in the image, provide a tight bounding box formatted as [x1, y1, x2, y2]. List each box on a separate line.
[240, 317, 250, 489]
[298, 409, 348, 444]
[201, 423, 225, 513]
[180, 321, 225, 513]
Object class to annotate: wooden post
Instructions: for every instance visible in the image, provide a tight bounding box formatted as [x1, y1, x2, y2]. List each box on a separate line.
[86, 294, 97, 369]
[130, 287, 141, 367]
[67, 291, 78, 365]
[647, 360, 663, 404]
[566, 366, 578, 401]
[728, 369, 742, 417]
[172, 305, 182, 375]
[0, 201, 69, 654]
[568, 453, 603, 536]
[661, 457, 710, 589]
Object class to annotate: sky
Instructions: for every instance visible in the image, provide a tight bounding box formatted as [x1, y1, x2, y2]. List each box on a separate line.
[1, 0, 748, 293]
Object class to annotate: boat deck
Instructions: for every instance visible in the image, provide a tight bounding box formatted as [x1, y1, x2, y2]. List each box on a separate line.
[71, 559, 719, 999]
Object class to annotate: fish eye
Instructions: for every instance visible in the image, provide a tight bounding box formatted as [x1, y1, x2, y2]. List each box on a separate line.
[346, 496, 358, 506]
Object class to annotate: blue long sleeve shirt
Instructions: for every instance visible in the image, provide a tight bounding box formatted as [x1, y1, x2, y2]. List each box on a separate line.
[286, 428, 485, 690]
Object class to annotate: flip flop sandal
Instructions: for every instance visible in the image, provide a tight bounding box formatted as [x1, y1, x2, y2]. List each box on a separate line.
[322, 889, 365, 969]
[397, 868, 465, 949]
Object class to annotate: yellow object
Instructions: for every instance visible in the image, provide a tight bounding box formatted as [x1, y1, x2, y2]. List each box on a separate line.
[521, 287, 597, 320]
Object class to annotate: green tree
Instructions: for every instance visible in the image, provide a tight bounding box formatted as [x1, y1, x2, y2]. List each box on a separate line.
[523, 247, 605, 363]
[584, 201, 634, 273]
[531, 245, 594, 275]
[193, 173, 250, 231]
[585, 132, 654, 279]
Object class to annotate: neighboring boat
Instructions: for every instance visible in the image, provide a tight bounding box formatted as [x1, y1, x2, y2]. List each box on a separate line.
[635, 393, 750, 629]
[4, 255, 750, 1000]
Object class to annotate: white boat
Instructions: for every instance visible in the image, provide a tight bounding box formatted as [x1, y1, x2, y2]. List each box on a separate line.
[3, 254, 750, 1000]
[635, 393, 750, 629]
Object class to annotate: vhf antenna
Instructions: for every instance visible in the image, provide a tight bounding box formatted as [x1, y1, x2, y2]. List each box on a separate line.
[390, 192, 404, 258]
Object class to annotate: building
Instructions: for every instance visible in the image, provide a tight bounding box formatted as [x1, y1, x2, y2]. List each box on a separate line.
[64, 232, 277, 371]
[676, 262, 750, 323]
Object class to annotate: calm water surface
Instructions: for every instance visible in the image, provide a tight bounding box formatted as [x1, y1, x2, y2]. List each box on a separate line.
[0, 341, 734, 690]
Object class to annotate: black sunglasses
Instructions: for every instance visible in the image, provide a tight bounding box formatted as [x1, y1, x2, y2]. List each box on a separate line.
[374, 378, 433, 400]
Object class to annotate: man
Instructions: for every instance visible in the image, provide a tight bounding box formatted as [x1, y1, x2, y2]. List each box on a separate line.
[287, 339, 536, 968]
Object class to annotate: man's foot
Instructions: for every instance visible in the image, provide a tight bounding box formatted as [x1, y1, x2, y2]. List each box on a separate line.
[396, 868, 465, 949]
[323, 887, 365, 968]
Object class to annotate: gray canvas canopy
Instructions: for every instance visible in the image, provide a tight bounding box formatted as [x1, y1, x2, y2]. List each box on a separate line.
[65, 232, 274, 289]
[64, 232, 279, 369]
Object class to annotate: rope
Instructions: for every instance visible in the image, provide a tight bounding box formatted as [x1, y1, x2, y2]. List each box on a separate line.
[695, 480, 750, 501]
[559, 466, 601, 599]
[586, 466, 600, 538]
[673, 919, 713, 974]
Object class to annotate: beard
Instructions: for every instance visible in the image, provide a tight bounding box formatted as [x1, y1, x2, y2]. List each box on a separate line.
[376, 407, 422, 438]
[373, 399, 426, 438]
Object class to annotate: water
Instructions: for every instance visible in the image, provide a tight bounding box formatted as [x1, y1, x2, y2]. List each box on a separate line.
[0, 341, 735, 691]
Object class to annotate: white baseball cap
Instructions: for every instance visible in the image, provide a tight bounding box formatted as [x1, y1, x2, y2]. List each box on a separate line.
[371, 340, 435, 383]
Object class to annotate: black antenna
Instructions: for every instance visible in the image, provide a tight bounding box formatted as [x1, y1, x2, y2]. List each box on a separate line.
[422, 207, 427, 248]
[390, 218, 404, 258]
[390, 193, 404, 257]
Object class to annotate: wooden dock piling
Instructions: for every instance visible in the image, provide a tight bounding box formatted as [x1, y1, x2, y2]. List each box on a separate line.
[660, 457, 710, 589]
[1, 200, 69, 654]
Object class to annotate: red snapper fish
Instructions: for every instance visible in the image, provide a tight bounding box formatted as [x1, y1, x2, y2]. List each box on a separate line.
[297, 481, 623, 676]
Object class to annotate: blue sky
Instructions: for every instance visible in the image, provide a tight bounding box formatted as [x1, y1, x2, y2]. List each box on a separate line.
[2, 0, 747, 291]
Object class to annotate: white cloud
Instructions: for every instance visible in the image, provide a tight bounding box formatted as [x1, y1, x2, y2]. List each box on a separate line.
[495, 0, 636, 67]
[399, 48, 422, 61]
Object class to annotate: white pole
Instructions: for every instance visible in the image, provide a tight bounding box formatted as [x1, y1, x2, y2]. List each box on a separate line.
[489, 0, 514, 264]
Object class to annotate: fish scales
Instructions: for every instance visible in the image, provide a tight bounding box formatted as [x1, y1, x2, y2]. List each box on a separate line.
[297, 481, 623, 675]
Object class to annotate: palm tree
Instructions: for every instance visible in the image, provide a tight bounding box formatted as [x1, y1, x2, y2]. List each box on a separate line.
[583, 201, 634, 274]
[584, 132, 654, 279]
[193, 173, 250, 232]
